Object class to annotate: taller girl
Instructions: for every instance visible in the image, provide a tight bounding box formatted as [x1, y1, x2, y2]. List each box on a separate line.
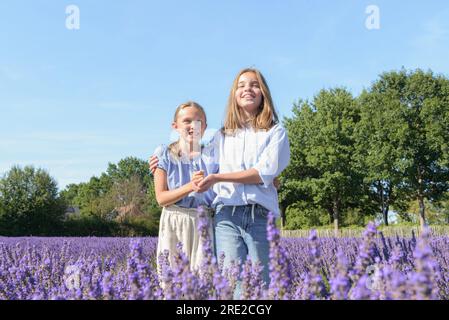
[197, 68, 291, 292]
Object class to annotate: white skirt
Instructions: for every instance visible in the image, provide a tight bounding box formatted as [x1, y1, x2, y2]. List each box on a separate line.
[156, 205, 214, 273]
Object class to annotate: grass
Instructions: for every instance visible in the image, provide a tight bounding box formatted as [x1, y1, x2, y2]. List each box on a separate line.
[281, 224, 449, 238]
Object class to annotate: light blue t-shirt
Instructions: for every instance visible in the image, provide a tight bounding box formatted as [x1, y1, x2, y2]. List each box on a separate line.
[153, 143, 219, 209]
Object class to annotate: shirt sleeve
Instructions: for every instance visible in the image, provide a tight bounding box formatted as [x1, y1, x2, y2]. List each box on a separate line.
[252, 125, 291, 188]
[153, 144, 169, 172]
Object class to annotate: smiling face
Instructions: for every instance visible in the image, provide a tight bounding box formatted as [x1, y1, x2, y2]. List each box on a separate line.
[224, 68, 278, 132]
[172, 106, 206, 145]
[235, 71, 263, 119]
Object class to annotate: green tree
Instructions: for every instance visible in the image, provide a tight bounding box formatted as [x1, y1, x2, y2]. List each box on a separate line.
[108, 175, 147, 217]
[398, 192, 449, 224]
[353, 89, 409, 225]
[98, 157, 154, 215]
[59, 156, 160, 236]
[435, 193, 449, 224]
[75, 175, 112, 217]
[369, 69, 449, 229]
[60, 183, 80, 205]
[281, 88, 370, 235]
[106, 157, 152, 190]
[283, 201, 329, 229]
[0, 165, 65, 236]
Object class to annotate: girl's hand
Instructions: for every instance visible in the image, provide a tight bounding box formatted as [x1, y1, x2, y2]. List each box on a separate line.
[192, 170, 204, 179]
[149, 155, 159, 175]
[196, 174, 218, 193]
[190, 171, 204, 191]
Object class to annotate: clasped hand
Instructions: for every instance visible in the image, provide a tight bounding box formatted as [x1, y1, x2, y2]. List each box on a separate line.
[190, 171, 217, 193]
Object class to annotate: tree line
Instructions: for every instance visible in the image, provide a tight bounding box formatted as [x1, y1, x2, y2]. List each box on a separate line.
[0, 68, 448, 236]
[0, 158, 160, 236]
[279, 68, 449, 235]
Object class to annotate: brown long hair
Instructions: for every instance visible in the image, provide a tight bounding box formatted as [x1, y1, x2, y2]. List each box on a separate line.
[168, 101, 207, 159]
[222, 68, 278, 135]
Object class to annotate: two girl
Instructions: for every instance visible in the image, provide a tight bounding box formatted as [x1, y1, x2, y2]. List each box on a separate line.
[151, 68, 290, 294]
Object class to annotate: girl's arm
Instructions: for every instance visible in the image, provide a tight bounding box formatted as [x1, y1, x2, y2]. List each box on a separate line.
[197, 125, 290, 192]
[154, 168, 203, 207]
[196, 168, 262, 191]
[152, 157, 280, 190]
[213, 168, 262, 184]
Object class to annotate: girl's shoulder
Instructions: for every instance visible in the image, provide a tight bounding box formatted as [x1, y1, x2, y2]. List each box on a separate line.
[267, 123, 289, 142]
[154, 143, 181, 167]
[201, 131, 221, 157]
[153, 144, 169, 157]
[253, 122, 285, 135]
[154, 144, 177, 162]
[269, 122, 286, 133]
[203, 130, 223, 146]
[253, 123, 287, 144]
[268, 121, 283, 129]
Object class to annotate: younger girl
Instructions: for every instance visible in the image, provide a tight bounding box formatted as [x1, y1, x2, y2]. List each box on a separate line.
[153, 101, 217, 272]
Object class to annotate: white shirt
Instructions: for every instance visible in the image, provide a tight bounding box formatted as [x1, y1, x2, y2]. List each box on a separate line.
[208, 123, 291, 216]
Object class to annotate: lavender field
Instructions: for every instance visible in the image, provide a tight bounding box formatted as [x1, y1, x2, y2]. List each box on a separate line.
[0, 213, 448, 300]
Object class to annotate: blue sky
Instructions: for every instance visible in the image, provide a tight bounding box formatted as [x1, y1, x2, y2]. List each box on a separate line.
[1, 0, 449, 190]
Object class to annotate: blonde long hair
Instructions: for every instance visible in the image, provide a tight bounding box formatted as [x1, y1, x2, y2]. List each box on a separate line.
[222, 68, 279, 135]
[168, 101, 207, 159]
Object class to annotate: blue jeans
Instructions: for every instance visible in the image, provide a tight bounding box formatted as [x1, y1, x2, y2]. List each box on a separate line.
[214, 203, 270, 299]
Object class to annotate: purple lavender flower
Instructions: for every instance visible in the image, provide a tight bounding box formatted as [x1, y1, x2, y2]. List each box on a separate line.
[302, 229, 328, 299]
[348, 222, 378, 299]
[240, 259, 254, 300]
[329, 249, 351, 300]
[267, 211, 292, 300]
[409, 228, 440, 300]
[0, 226, 447, 300]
